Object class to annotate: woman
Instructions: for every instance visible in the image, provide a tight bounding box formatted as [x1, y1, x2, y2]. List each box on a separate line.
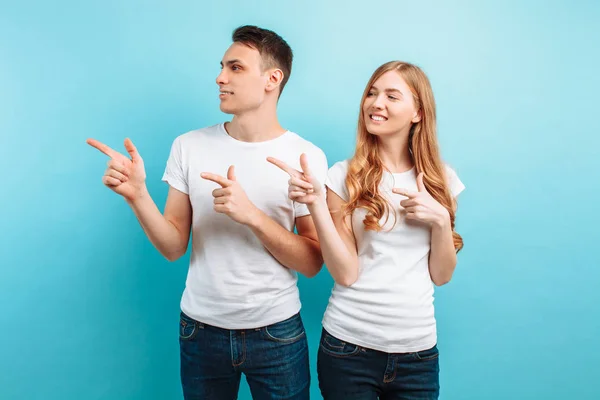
[269, 61, 465, 399]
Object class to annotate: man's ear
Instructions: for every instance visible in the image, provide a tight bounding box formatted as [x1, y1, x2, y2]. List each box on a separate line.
[265, 68, 284, 93]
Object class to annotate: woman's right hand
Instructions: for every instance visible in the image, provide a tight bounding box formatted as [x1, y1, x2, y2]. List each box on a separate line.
[267, 153, 324, 206]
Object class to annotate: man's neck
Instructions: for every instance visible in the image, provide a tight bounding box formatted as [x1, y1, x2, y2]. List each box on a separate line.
[226, 105, 286, 143]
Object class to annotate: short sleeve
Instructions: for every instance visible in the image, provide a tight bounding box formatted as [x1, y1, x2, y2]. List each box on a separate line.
[294, 149, 329, 218]
[325, 160, 350, 202]
[161, 136, 189, 194]
[445, 165, 465, 197]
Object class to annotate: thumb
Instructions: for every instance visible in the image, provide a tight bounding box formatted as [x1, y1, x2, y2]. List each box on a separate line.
[227, 165, 236, 181]
[416, 172, 427, 192]
[299, 153, 312, 178]
[392, 188, 409, 197]
[124, 138, 140, 161]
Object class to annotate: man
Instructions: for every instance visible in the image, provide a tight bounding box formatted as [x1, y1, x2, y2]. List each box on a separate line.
[87, 25, 328, 399]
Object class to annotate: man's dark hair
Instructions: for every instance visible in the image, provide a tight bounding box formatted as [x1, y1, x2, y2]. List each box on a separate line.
[232, 25, 293, 96]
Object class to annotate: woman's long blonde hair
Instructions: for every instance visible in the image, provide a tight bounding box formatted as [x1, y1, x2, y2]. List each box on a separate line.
[343, 61, 463, 251]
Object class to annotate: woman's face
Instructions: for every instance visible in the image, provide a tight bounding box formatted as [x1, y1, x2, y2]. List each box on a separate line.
[362, 70, 421, 138]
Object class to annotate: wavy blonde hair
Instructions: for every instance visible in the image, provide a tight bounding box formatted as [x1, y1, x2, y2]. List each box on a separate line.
[343, 61, 463, 251]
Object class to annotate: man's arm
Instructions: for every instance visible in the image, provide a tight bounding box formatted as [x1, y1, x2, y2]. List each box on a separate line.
[246, 213, 323, 278]
[87, 138, 192, 262]
[128, 186, 192, 262]
[200, 165, 323, 277]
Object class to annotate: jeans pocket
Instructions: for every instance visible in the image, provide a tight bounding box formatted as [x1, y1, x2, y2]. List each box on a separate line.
[263, 313, 306, 344]
[414, 345, 439, 361]
[179, 312, 203, 341]
[319, 330, 361, 358]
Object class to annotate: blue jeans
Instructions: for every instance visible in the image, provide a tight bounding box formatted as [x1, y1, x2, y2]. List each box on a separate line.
[179, 311, 310, 400]
[317, 329, 440, 400]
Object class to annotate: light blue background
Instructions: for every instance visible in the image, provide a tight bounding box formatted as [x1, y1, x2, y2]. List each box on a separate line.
[1, 0, 599, 399]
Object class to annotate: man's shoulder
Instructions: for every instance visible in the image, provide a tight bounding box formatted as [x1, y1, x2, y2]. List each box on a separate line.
[284, 131, 326, 157]
[175, 123, 224, 143]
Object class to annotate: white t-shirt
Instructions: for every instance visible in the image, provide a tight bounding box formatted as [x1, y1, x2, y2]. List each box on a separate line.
[162, 123, 328, 329]
[323, 160, 465, 353]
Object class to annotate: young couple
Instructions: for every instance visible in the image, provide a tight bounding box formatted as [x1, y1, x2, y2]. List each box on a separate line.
[87, 25, 465, 400]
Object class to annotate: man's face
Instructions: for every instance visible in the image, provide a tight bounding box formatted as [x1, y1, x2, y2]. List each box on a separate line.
[216, 43, 269, 115]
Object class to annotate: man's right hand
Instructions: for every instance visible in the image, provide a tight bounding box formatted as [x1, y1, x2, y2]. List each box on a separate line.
[86, 138, 147, 202]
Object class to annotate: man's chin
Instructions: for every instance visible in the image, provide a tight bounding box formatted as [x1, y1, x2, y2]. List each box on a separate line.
[219, 104, 236, 114]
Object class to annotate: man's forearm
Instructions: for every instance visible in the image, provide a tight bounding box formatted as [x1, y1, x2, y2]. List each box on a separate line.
[246, 210, 323, 277]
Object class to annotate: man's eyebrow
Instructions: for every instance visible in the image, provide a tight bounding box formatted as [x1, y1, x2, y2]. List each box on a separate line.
[220, 59, 243, 67]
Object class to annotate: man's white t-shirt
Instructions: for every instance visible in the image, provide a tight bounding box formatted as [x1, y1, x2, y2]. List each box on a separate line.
[323, 160, 465, 353]
[162, 123, 328, 330]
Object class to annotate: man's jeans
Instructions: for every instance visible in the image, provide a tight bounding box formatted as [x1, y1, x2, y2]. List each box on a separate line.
[179, 311, 310, 400]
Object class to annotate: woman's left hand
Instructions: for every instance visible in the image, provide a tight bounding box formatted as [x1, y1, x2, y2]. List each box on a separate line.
[392, 173, 450, 227]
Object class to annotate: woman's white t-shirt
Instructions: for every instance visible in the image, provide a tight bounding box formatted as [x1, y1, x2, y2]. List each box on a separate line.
[322, 160, 465, 353]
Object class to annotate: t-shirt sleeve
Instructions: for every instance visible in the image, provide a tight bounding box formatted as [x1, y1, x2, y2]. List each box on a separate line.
[325, 161, 350, 202]
[161, 136, 189, 194]
[445, 165, 465, 197]
[294, 148, 329, 218]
